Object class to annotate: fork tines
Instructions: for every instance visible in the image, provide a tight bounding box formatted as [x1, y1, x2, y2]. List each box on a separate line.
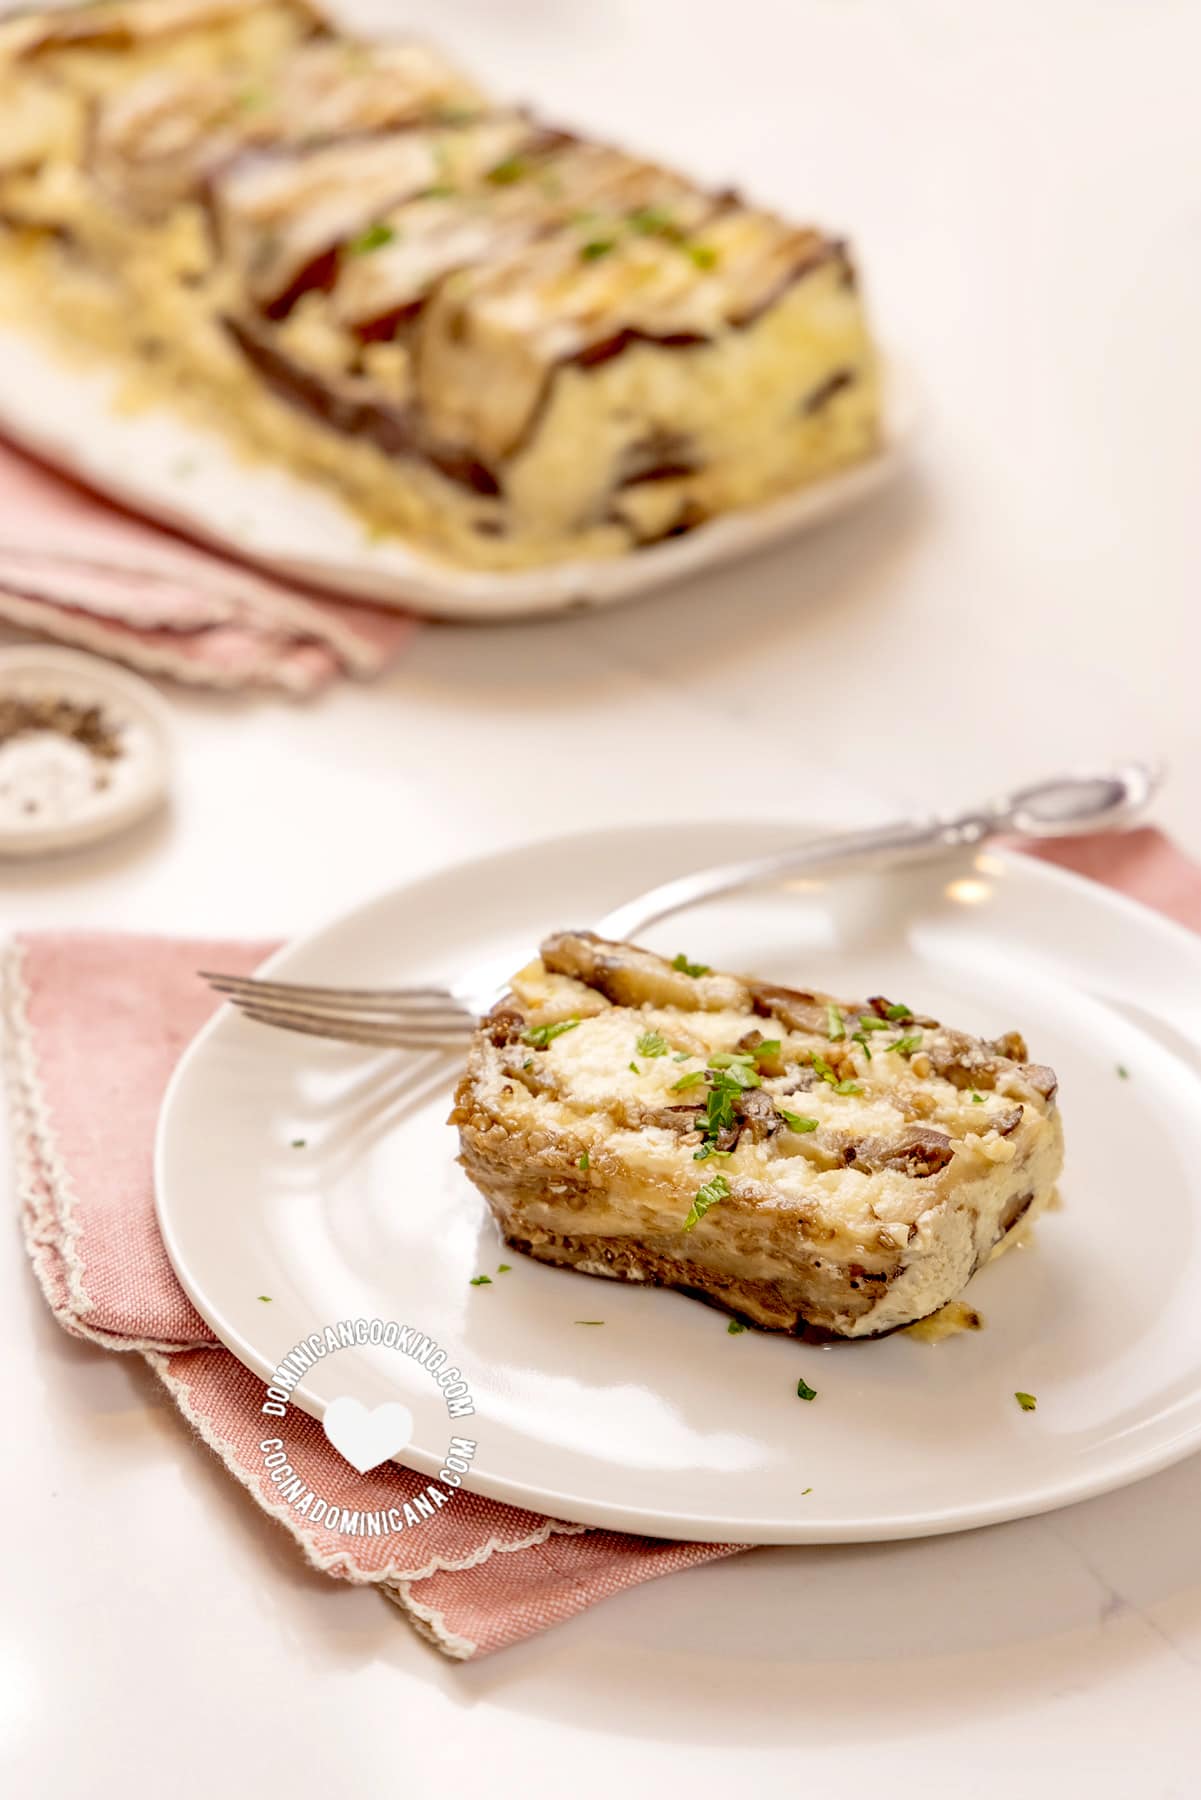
[200, 971, 476, 1049]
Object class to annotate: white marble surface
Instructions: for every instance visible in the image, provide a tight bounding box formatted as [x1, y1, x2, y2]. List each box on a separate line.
[2, 1, 1201, 1794]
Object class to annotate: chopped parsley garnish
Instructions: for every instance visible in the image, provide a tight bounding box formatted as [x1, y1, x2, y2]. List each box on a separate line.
[856, 1015, 890, 1033]
[727, 1318, 747, 1335]
[884, 1002, 913, 1021]
[580, 238, 616, 261]
[522, 1016, 580, 1048]
[578, 1152, 589, 1171]
[627, 204, 677, 236]
[688, 242, 719, 269]
[257, 1295, 272, 1303]
[889, 1033, 923, 1057]
[290, 1138, 306, 1148]
[683, 1173, 730, 1232]
[673, 1050, 692, 1062]
[628, 1061, 640, 1074]
[693, 1143, 731, 1162]
[707, 1052, 760, 1087]
[851, 1029, 873, 1061]
[703, 1066, 756, 1136]
[1116, 1064, 1130, 1079]
[575, 1319, 605, 1326]
[810, 1051, 859, 1093]
[497, 1263, 512, 1273]
[796, 1376, 817, 1402]
[348, 222, 396, 255]
[487, 155, 529, 185]
[826, 1004, 845, 1041]
[752, 1039, 782, 1065]
[971, 1091, 985, 1104]
[523, 1058, 534, 1070]
[672, 1069, 708, 1091]
[671, 952, 711, 978]
[778, 1110, 819, 1133]
[469, 1275, 492, 1287]
[1014, 1390, 1037, 1412]
[636, 1030, 670, 1058]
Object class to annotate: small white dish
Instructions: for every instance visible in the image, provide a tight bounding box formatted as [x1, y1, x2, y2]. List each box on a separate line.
[0, 646, 170, 856]
[155, 820, 1201, 1543]
[0, 322, 919, 623]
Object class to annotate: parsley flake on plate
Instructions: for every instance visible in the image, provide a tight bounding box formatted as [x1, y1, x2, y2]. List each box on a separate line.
[469, 1275, 492, 1287]
[727, 1319, 747, 1335]
[497, 1264, 512, 1273]
[796, 1376, 817, 1402]
[290, 1138, 306, 1148]
[889, 1033, 923, 1058]
[1015, 1390, 1038, 1412]
[257, 1295, 272, 1303]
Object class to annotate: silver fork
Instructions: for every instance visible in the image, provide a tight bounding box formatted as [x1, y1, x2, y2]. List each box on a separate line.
[201, 762, 1158, 1049]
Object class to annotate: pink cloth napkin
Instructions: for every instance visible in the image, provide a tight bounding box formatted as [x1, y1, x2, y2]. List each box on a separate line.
[0, 438, 415, 695]
[5, 827, 1198, 1658]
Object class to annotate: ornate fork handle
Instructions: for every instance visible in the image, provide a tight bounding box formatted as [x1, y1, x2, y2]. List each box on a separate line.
[596, 762, 1159, 942]
[203, 761, 1159, 1047]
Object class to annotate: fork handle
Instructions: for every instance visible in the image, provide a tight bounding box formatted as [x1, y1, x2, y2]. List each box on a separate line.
[594, 762, 1158, 942]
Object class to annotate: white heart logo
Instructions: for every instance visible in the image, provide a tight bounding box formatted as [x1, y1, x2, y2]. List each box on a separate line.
[322, 1396, 413, 1475]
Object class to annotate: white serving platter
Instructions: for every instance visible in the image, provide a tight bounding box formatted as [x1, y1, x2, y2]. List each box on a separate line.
[0, 320, 918, 622]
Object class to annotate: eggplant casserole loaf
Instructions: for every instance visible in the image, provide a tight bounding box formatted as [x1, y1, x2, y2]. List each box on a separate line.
[0, 0, 881, 571]
[452, 934, 1064, 1340]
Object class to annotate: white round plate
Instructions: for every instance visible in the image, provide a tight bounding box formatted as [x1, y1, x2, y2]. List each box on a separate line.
[156, 822, 1201, 1543]
[0, 646, 171, 857]
[0, 322, 918, 622]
